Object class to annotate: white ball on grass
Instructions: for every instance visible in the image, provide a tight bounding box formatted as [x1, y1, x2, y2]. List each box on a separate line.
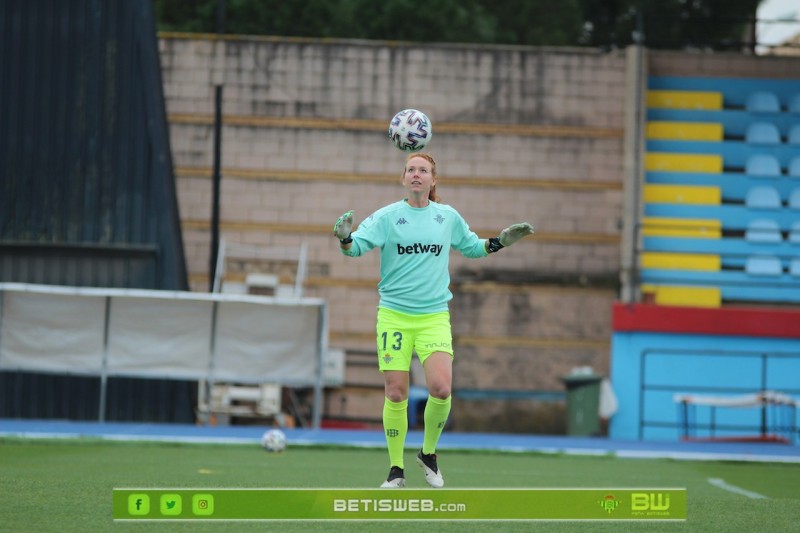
[261, 429, 287, 452]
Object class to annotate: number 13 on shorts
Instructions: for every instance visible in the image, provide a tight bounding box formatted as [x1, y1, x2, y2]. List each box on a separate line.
[381, 331, 403, 351]
[378, 329, 410, 371]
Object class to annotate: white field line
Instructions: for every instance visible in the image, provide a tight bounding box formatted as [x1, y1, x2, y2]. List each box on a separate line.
[707, 478, 767, 499]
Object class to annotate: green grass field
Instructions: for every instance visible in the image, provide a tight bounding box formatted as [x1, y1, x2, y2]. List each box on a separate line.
[2, 438, 798, 532]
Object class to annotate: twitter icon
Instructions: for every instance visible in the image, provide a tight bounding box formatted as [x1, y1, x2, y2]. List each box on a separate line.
[160, 494, 182, 516]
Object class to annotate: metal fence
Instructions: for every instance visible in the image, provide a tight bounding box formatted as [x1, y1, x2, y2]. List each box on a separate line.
[638, 348, 800, 442]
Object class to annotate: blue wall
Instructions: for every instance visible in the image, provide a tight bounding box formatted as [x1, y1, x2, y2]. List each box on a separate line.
[610, 331, 800, 441]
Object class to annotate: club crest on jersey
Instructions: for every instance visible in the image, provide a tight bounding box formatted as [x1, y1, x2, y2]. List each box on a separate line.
[383, 354, 393, 364]
[434, 214, 444, 224]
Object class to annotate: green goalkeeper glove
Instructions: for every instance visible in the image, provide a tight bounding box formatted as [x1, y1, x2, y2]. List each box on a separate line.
[333, 210, 354, 243]
[487, 222, 534, 253]
[499, 222, 534, 246]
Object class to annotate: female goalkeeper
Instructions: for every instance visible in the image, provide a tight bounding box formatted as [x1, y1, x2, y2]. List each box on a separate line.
[333, 152, 533, 488]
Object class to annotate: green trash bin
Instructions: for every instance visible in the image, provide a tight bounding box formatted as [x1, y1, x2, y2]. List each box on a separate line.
[561, 373, 603, 436]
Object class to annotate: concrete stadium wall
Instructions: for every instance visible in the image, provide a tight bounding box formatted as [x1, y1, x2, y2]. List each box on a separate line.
[649, 50, 800, 79]
[157, 34, 800, 432]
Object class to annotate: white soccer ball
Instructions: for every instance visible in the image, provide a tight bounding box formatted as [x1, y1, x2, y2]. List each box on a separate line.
[260, 429, 287, 452]
[388, 109, 432, 152]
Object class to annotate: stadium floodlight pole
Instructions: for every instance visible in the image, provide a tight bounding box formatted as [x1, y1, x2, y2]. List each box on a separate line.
[210, 88, 223, 292]
[209, 0, 226, 291]
[620, 9, 646, 304]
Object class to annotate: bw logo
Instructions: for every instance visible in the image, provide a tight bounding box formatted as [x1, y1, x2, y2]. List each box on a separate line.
[434, 214, 444, 224]
[386, 429, 399, 437]
[396, 218, 409, 225]
[632, 493, 670, 511]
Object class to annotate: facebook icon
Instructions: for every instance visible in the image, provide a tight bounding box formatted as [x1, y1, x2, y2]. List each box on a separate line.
[128, 494, 150, 515]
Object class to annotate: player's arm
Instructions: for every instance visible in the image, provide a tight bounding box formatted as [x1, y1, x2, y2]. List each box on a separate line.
[486, 223, 535, 253]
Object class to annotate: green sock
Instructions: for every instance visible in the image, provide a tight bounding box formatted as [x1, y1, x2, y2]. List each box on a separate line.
[383, 398, 408, 469]
[422, 395, 451, 455]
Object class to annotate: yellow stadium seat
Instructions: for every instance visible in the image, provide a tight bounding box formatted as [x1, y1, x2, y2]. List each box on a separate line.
[647, 90, 723, 110]
[644, 184, 721, 205]
[641, 252, 720, 271]
[645, 153, 723, 173]
[641, 217, 721, 238]
[646, 122, 723, 141]
[641, 284, 721, 308]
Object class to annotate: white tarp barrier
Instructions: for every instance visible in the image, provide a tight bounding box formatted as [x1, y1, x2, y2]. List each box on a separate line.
[0, 283, 328, 427]
[106, 295, 213, 378]
[213, 301, 318, 383]
[0, 290, 106, 373]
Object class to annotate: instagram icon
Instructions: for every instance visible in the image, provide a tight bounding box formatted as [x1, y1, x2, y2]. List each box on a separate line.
[192, 494, 214, 516]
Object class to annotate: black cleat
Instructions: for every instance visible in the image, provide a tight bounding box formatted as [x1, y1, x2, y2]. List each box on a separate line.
[380, 465, 405, 488]
[416, 450, 444, 488]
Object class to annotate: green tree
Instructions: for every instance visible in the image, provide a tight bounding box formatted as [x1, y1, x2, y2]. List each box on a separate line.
[578, 0, 763, 50]
[154, 0, 764, 50]
[154, 0, 582, 45]
[475, 0, 584, 46]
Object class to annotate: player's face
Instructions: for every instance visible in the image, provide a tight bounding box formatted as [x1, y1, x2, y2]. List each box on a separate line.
[403, 157, 435, 195]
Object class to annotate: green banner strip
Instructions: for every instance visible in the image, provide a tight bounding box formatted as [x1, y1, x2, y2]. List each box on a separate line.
[113, 488, 686, 521]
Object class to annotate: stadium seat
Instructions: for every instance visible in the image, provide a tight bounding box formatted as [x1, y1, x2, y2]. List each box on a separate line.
[790, 93, 800, 114]
[790, 188, 800, 209]
[745, 186, 782, 209]
[745, 154, 782, 177]
[790, 157, 800, 178]
[790, 221, 800, 244]
[745, 219, 782, 243]
[791, 259, 800, 277]
[745, 122, 781, 145]
[745, 255, 783, 276]
[746, 91, 781, 113]
[789, 124, 800, 145]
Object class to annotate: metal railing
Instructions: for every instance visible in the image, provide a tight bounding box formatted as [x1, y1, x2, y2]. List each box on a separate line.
[638, 348, 800, 442]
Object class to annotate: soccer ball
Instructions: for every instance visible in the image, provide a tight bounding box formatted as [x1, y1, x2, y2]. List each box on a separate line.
[388, 109, 432, 152]
[260, 429, 287, 452]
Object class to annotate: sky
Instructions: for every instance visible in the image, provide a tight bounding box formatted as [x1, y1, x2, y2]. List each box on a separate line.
[756, 0, 800, 49]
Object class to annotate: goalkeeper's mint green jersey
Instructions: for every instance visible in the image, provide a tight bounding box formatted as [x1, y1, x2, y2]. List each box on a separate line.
[341, 199, 488, 314]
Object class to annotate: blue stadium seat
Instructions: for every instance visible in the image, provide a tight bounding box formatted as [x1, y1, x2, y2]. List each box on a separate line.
[790, 93, 800, 114]
[790, 157, 800, 178]
[745, 122, 781, 145]
[745, 154, 782, 177]
[790, 188, 800, 209]
[746, 186, 782, 209]
[790, 221, 800, 244]
[745, 219, 782, 243]
[745, 255, 783, 276]
[791, 259, 800, 277]
[746, 91, 781, 113]
[789, 124, 800, 145]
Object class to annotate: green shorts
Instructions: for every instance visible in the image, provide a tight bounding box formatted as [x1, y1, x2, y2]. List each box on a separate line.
[375, 307, 453, 372]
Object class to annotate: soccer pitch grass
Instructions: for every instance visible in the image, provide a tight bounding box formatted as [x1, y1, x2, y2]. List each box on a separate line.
[2, 438, 798, 532]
